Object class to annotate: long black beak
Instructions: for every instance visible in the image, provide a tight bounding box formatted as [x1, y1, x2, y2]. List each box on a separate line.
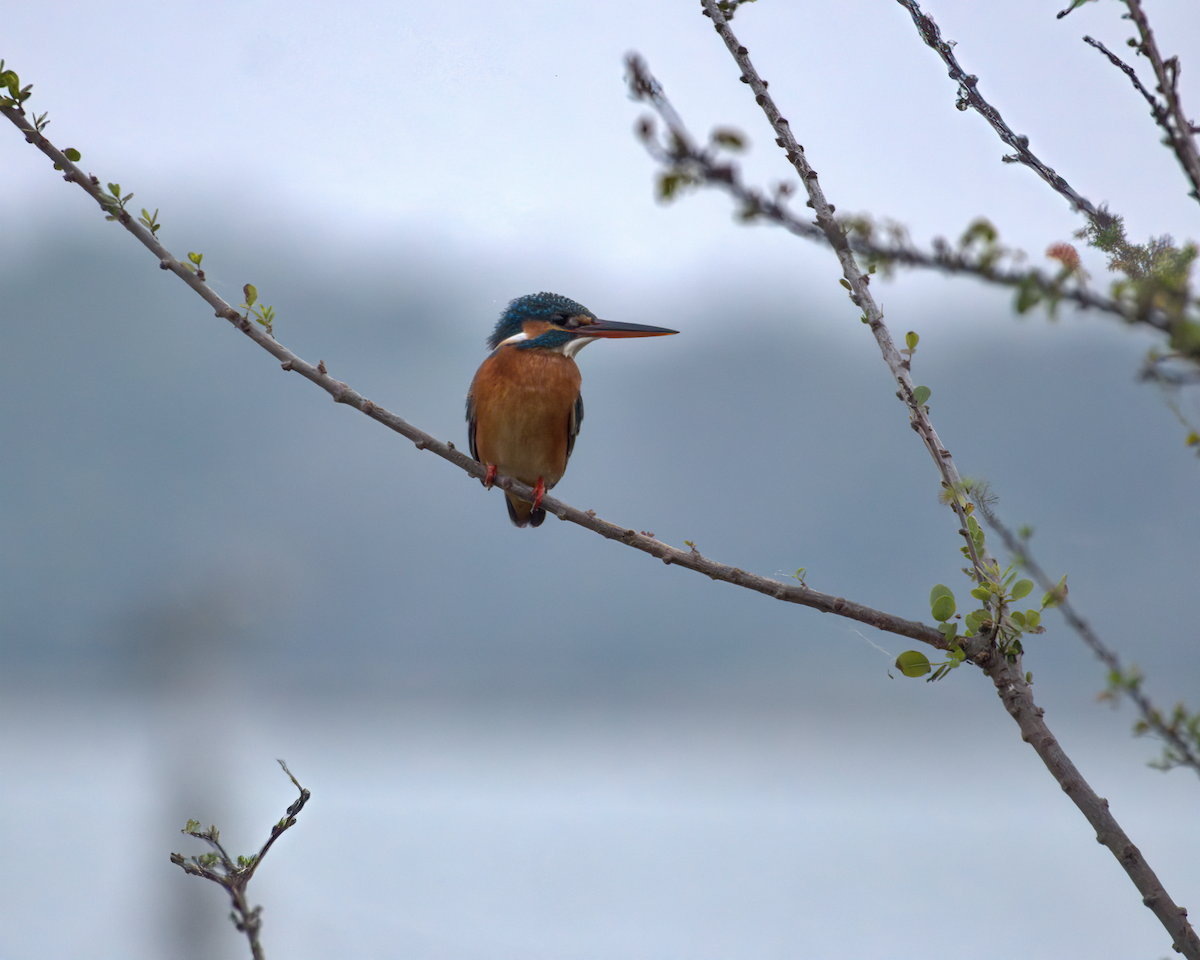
[581, 319, 679, 338]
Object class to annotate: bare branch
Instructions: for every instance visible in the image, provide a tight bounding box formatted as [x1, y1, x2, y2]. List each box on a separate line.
[974, 497, 1200, 778]
[984, 652, 1200, 960]
[895, 0, 1100, 216]
[1122, 0, 1200, 205]
[1084, 34, 1169, 120]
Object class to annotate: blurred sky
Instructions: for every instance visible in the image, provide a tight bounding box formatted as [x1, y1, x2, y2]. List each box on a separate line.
[3, 2, 1200, 959]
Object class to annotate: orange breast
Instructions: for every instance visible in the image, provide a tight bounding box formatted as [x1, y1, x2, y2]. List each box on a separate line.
[469, 346, 581, 489]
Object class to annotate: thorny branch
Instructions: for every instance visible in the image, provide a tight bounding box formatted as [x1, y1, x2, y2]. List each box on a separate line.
[687, 1, 1200, 955]
[1118, 0, 1200, 205]
[170, 761, 311, 960]
[896, 0, 1099, 216]
[1064, 0, 1200, 206]
[973, 495, 1200, 778]
[0, 99, 950, 654]
[1084, 35, 1171, 122]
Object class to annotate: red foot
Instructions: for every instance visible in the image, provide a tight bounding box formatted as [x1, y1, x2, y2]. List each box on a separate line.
[484, 463, 497, 489]
[532, 477, 546, 512]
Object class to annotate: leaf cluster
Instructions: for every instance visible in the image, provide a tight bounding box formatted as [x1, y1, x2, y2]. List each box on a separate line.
[1077, 210, 1200, 357]
[240, 283, 276, 336]
[895, 483, 1068, 682]
[0, 61, 32, 111]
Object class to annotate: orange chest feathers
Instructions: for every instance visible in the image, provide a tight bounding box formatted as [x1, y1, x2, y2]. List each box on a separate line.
[468, 346, 582, 488]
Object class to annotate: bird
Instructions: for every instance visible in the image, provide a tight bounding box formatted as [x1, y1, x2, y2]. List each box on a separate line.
[466, 292, 678, 527]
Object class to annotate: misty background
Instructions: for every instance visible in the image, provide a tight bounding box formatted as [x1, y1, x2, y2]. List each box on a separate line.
[2, 2, 1199, 958]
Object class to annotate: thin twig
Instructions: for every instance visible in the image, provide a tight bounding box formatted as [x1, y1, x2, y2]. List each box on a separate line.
[895, 0, 1100, 216]
[974, 499, 1200, 778]
[1122, 0, 1200, 204]
[693, 2, 1199, 955]
[1084, 35, 1169, 120]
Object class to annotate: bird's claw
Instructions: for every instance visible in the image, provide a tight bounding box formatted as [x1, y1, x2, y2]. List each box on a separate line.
[532, 477, 546, 512]
[484, 464, 497, 489]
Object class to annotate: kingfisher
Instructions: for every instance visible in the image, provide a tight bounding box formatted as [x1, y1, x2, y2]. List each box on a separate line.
[466, 292, 678, 528]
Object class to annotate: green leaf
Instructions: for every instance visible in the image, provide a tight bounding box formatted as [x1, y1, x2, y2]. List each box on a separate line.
[970, 585, 990, 602]
[243, 283, 258, 307]
[904, 331, 919, 350]
[929, 583, 954, 604]
[1041, 574, 1068, 608]
[1010, 578, 1033, 600]
[188, 251, 203, 265]
[939, 621, 958, 643]
[839, 278, 851, 290]
[964, 609, 987, 632]
[912, 385, 930, 406]
[1010, 610, 1026, 628]
[895, 650, 931, 678]
[930, 594, 956, 622]
[63, 147, 81, 162]
[1024, 610, 1041, 630]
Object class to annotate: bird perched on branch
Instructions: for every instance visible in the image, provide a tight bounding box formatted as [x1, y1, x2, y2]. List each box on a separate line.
[466, 292, 678, 527]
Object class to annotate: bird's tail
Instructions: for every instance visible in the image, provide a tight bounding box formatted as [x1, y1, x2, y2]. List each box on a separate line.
[505, 492, 546, 528]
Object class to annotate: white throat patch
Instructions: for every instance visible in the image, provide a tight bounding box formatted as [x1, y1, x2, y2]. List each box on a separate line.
[498, 331, 597, 358]
[563, 336, 597, 358]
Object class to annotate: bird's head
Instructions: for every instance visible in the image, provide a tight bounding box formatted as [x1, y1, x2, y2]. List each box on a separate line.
[487, 292, 677, 357]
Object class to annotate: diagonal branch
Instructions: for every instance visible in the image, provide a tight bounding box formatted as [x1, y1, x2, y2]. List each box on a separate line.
[693, 2, 1199, 955]
[1084, 34, 1169, 120]
[685, 2, 992, 590]
[896, 0, 1100, 216]
[0, 100, 947, 653]
[975, 499, 1200, 778]
[1121, 0, 1200, 205]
